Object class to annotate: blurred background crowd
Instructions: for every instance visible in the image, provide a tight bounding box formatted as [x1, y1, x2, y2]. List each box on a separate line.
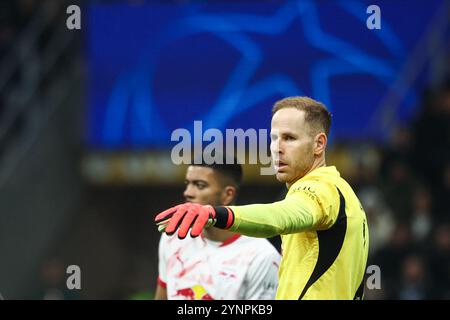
[333, 83, 450, 299]
[0, 0, 449, 299]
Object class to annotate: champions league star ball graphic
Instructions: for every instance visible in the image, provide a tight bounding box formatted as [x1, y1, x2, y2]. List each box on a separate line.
[87, 1, 446, 150]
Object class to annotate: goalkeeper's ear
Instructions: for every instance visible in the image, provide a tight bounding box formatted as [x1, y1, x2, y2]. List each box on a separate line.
[313, 132, 327, 157]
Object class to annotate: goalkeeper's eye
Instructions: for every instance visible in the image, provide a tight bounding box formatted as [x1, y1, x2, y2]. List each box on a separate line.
[284, 135, 295, 141]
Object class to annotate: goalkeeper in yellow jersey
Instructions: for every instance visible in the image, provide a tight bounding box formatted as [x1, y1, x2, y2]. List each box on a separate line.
[155, 96, 369, 300]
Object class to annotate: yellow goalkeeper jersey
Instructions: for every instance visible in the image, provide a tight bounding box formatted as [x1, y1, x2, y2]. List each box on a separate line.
[228, 166, 369, 300]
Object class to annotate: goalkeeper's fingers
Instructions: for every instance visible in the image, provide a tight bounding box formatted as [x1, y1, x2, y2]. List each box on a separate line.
[155, 204, 186, 236]
[155, 206, 177, 225]
[164, 204, 214, 238]
[155, 204, 216, 238]
[157, 214, 214, 236]
[163, 205, 189, 236]
[177, 209, 200, 239]
[189, 205, 215, 238]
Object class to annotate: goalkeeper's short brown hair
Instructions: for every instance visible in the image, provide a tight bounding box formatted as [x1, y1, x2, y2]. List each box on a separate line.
[272, 96, 332, 136]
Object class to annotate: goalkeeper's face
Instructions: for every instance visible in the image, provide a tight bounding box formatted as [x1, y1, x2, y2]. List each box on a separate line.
[270, 108, 316, 187]
[183, 166, 228, 206]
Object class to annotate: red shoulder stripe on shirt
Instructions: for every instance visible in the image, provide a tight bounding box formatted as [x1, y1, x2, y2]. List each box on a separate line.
[219, 234, 241, 247]
[157, 276, 167, 289]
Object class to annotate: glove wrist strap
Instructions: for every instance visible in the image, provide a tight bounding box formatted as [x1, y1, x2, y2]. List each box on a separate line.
[213, 206, 234, 229]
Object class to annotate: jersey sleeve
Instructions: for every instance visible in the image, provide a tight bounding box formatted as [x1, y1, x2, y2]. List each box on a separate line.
[157, 234, 168, 287]
[243, 248, 280, 300]
[228, 179, 340, 237]
[288, 179, 341, 230]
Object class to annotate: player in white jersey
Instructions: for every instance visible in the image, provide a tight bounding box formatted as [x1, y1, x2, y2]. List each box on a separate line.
[154, 154, 280, 300]
[158, 233, 279, 300]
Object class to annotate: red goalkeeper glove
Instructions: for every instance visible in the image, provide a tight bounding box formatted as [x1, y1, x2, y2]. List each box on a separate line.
[155, 203, 234, 239]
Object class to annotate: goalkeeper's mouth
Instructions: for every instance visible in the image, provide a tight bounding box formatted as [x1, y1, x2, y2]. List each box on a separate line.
[274, 160, 288, 172]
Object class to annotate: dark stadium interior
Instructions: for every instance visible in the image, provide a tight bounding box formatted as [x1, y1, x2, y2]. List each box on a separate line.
[0, 0, 449, 299]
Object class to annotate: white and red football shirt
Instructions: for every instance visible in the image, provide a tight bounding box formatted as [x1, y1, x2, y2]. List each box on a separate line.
[157, 233, 280, 300]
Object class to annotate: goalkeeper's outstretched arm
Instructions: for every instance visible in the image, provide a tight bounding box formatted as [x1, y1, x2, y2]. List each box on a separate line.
[223, 195, 317, 237]
[154, 185, 335, 239]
